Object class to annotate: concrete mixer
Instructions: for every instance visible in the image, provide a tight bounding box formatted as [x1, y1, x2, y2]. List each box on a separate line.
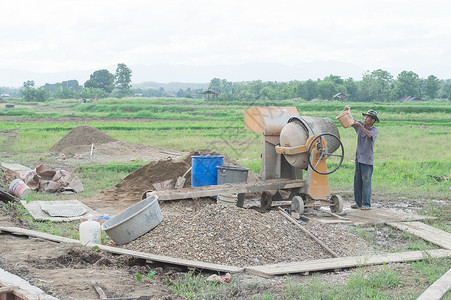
[244, 107, 345, 214]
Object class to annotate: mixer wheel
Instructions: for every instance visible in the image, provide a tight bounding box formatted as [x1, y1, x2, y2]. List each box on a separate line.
[261, 191, 273, 210]
[290, 196, 304, 215]
[330, 194, 344, 214]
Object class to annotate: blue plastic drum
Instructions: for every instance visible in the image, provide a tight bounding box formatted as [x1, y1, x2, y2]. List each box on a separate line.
[191, 155, 224, 187]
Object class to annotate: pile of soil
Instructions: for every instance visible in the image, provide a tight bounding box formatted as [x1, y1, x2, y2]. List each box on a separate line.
[119, 204, 375, 267]
[95, 149, 259, 203]
[51, 125, 117, 152]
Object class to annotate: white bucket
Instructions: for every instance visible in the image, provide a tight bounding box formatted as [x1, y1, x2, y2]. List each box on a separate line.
[79, 219, 101, 244]
[9, 179, 32, 199]
[336, 110, 354, 128]
[217, 193, 238, 205]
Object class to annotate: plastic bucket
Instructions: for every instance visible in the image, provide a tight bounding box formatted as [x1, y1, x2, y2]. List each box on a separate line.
[9, 179, 32, 199]
[101, 195, 163, 245]
[217, 166, 249, 184]
[217, 192, 238, 205]
[336, 110, 354, 128]
[191, 155, 224, 187]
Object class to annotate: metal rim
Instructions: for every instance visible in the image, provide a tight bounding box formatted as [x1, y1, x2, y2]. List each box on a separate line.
[307, 133, 344, 175]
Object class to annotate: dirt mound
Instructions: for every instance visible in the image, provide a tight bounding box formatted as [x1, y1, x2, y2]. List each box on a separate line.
[97, 159, 191, 202]
[94, 149, 258, 204]
[51, 125, 117, 152]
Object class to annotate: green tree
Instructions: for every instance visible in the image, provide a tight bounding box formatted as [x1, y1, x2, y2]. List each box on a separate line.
[344, 78, 358, 101]
[391, 71, 420, 100]
[302, 79, 319, 100]
[84, 69, 115, 93]
[440, 81, 451, 100]
[23, 80, 35, 88]
[79, 87, 109, 99]
[360, 69, 393, 101]
[318, 80, 338, 100]
[114, 63, 132, 98]
[20, 81, 48, 102]
[54, 87, 77, 99]
[208, 78, 222, 92]
[424, 75, 441, 99]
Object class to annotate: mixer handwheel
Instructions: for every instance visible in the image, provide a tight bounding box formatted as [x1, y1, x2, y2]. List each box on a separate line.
[307, 133, 344, 175]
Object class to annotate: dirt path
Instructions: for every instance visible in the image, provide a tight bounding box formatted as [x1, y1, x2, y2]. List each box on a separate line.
[0, 214, 181, 299]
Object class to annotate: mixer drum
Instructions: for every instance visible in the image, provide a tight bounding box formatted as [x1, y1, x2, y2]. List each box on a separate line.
[279, 116, 341, 169]
[302, 116, 341, 154]
[279, 121, 309, 169]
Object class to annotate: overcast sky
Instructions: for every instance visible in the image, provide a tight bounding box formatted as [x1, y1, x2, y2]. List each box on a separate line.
[1, 0, 450, 77]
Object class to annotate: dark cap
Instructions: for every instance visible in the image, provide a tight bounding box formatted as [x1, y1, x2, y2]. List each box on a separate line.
[362, 109, 379, 122]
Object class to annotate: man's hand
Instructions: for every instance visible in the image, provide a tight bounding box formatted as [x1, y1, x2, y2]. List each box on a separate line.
[345, 105, 350, 111]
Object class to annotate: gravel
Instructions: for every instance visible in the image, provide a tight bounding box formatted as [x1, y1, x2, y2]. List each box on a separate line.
[117, 203, 375, 267]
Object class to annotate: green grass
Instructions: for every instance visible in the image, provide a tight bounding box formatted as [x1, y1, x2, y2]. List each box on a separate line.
[1, 97, 449, 299]
[166, 270, 251, 299]
[1, 98, 449, 199]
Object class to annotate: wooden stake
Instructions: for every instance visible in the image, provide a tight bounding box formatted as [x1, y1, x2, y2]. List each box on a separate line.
[92, 280, 107, 299]
[277, 207, 339, 258]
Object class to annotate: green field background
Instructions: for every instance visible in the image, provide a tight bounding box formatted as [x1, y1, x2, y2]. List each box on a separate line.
[1, 98, 450, 199]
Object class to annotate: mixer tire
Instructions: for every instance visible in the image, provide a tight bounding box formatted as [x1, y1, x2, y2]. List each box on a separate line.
[291, 196, 304, 215]
[330, 194, 344, 214]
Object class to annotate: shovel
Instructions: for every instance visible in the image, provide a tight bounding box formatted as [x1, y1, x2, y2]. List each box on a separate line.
[175, 167, 191, 189]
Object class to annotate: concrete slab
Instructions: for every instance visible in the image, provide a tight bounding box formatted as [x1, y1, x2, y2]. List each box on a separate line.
[0, 267, 58, 300]
[21, 200, 99, 222]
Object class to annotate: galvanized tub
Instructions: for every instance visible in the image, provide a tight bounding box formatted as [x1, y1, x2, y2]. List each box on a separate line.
[101, 195, 163, 245]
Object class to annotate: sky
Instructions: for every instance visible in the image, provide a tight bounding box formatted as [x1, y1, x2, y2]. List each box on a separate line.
[0, 0, 450, 78]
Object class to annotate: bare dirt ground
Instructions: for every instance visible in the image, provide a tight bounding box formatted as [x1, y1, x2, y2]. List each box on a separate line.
[0, 123, 449, 299]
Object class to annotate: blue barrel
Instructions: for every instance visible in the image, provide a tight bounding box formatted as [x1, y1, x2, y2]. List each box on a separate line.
[191, 155, 224, 187]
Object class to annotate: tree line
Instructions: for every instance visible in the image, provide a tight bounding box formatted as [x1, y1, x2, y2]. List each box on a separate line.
[19, 63, 132, 102]
[8, 66, 451, 102]
[205, 70, 451, 101]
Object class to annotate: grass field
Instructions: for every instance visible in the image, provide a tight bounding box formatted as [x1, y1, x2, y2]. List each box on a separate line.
[1, 97, 450, 299]
[1, 97, 450, 199]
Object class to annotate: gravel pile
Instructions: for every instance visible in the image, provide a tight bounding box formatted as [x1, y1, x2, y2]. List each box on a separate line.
[118, 204, 374, 267]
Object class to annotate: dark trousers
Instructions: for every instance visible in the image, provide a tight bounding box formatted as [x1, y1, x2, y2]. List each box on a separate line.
[354, 160, 373, 208]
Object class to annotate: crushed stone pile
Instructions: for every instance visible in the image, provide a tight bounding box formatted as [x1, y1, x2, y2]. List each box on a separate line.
[118, 204, 375, 267]
[96, 149, 259, 202]
[51, 125, 117, 152]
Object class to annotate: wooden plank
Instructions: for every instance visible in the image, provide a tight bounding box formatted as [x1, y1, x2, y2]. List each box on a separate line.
[146, 179, 305, 201]
[0, 188, 18, 203]
[245, 249, 451, 278]
[387, 221, 451, 250]
[417, 267, 451, 300]
[0, 226, 243, 274]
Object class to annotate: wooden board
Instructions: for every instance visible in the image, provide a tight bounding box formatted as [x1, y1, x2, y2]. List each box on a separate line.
[343, 208, 436, 225]
[387, 221, 451, 250]
[417, 267, 451, 300]
[0, 226, 243, 274]
[145, 179, 305, 201]
[245, 249, 451, 278]
[0, 187, 18, 203]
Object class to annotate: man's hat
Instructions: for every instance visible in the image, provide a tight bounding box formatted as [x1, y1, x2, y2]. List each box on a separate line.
[362, 109, 379, 122]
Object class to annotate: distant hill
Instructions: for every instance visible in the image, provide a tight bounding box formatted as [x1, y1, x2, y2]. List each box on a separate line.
[132, 81, 209, 92]
[1, 61, 449, 88]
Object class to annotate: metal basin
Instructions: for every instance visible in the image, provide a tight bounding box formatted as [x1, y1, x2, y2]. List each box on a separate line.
[101, 195, 163, 245]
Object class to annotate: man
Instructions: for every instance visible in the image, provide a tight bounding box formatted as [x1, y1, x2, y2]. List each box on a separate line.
[345, 105, 379, 210]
